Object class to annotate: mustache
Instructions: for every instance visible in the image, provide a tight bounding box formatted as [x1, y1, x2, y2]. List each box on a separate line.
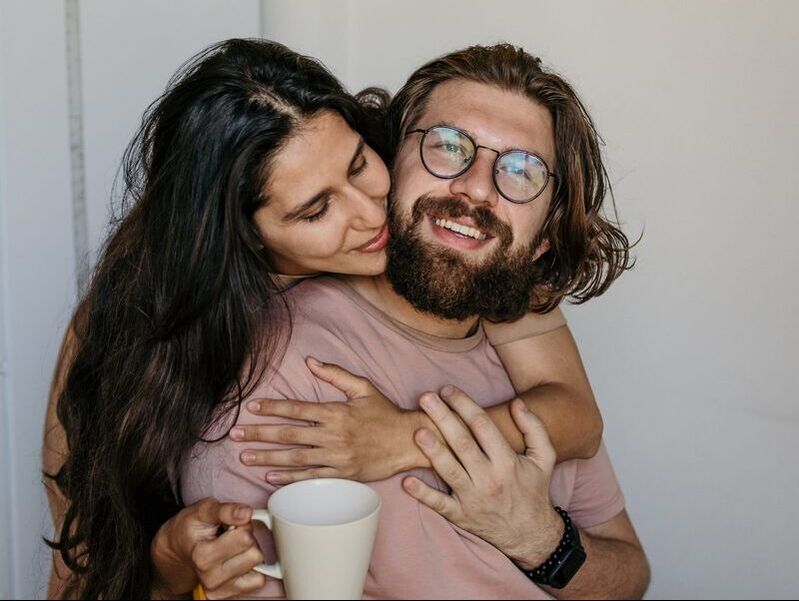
[410, 195, 513, 245]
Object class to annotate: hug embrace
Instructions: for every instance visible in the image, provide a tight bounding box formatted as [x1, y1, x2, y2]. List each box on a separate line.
[43, 39, 649, 599]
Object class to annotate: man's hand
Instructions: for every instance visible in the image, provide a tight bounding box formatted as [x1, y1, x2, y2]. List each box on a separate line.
[230, 358, 425, 484]
[401, 386, 564, 568]
[151, 498, 266, 599]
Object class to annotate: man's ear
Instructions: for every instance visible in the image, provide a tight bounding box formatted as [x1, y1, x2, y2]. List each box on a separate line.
[532, 238, 551, 261]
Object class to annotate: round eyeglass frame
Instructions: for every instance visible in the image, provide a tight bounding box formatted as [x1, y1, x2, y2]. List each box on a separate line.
[406, 124, 558, 204]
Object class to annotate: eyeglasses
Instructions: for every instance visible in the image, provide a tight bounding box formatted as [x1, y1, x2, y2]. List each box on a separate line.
[406, 125, 557, 204]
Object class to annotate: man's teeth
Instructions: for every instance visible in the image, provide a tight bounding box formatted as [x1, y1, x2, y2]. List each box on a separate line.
[434, 218, 488, 241]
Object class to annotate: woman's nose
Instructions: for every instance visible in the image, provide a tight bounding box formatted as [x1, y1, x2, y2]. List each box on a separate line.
[348, 187, 386, 230]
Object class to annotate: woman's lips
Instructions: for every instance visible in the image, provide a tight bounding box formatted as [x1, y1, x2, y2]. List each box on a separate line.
[358, 224, 390, 253]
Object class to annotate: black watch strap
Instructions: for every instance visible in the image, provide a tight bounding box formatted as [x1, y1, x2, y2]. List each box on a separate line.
[517, 506, 587, 589]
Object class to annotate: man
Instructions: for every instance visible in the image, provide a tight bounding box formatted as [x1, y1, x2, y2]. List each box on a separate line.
[182, 44, 649, 599]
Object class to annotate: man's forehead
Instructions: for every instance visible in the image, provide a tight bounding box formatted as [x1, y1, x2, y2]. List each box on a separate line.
[417, 79, 555, 162]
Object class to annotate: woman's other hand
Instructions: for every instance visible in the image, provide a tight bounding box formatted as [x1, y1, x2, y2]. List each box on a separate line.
[151, 498, 266, 599]
[231, 358, 427, 484]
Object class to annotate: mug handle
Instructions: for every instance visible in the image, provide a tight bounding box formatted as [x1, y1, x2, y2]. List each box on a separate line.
[248, 509, 283, 579]
[227, 509, 283, 579]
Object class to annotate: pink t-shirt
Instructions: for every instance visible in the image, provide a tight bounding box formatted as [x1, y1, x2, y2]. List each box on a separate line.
[181, 277, 625, 599]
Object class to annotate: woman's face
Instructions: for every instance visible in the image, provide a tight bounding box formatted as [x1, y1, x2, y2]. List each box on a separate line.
[254, 110, 391, 276]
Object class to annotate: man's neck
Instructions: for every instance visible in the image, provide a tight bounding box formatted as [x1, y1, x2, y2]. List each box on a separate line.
[345, 274, 480, 339]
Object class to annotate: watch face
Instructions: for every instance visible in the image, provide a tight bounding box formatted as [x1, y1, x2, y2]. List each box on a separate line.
[550, 547, 587, 589]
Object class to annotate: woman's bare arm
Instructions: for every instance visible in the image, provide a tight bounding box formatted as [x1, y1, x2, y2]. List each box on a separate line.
[234, 323, 604, 486]
[42, 323, 79, 599]
[484, 324, 603, 461]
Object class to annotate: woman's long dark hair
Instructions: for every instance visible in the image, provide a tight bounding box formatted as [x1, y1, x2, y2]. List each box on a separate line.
[46, 39, 385, 599]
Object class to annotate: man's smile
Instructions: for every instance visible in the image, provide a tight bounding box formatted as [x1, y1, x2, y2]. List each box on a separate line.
[426, 214, 496, 252]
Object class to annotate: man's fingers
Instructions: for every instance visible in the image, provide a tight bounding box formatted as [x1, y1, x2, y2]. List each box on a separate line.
[413, 427, 471, 492]
[438, 386, 515, 464]
[402, 476, 459, 520]
[510, 399, 556, 472]
[305, 357, 373, 398]
[418, 392, 487, 475]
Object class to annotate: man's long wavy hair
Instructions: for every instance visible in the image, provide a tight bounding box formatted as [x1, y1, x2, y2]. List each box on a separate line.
[386, 44, 636, 314]
[45, 38, 385, 599]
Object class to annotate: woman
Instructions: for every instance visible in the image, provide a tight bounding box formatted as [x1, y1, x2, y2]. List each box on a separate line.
[44, 39, 609, 599]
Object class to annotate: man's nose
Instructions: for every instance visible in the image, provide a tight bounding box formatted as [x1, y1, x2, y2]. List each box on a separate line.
[448, 149, 500, 208]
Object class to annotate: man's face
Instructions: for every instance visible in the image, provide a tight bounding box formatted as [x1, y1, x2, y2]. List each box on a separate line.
[386, 79, 557, 321]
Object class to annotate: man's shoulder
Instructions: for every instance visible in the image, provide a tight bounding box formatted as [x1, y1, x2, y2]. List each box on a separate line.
[273, 276, 376, 368]
[255, 276, 376, 401]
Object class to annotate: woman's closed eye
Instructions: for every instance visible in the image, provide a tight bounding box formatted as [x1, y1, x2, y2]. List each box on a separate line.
[304, 199, 332, 222]
[349, 154, 368, 177]
[303, 147, 368, 223]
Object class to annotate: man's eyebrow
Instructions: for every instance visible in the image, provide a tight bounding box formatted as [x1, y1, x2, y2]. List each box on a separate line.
[282, 138, 366, 223]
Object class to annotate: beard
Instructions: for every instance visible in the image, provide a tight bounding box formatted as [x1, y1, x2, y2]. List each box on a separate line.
[386, 194, 547, 323]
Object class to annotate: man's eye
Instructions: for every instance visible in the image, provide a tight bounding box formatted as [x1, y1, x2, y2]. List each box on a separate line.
[503, 166, 531, 180]
[443, 143, 465, 154]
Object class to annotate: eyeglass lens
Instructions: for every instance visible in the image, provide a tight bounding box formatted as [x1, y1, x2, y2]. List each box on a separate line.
[420, 126, 549, 203]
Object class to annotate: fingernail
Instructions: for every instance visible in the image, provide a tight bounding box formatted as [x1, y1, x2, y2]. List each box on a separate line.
[419, 393, 439, 411]
[417, 429, 435, 447]
[230, 427, 245, 440]
[241, 451, 256, 464]
[248, 401, 261, 413]
[441, 385, 455, 398]
[234, 505, 251, 520]
[404, 477, 419, 492]
[266, 472, 285, 484]
[307, 356, 322, 367]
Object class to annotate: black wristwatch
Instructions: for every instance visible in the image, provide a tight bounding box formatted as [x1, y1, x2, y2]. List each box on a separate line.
[516, 506, 586, 589]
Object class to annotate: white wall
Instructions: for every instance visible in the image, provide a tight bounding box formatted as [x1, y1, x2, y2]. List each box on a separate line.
[0, 1, 262, 598]
[79, 0, 262, 263]
[0, 12, 12, 587]
[261, 0, 351, 83]
[0, 3, 77, 597]
[263, 1, 799, 599]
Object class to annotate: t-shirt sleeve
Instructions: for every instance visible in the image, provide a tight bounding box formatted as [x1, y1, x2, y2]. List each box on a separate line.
[565, 441, 626, 529]
[191, 344, 335, 505]
[482, 307, 567, 347]
[227, 344, 349, 494]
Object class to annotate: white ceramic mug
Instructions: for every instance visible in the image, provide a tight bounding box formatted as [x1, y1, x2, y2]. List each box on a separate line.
[250, 478, 381, 600]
